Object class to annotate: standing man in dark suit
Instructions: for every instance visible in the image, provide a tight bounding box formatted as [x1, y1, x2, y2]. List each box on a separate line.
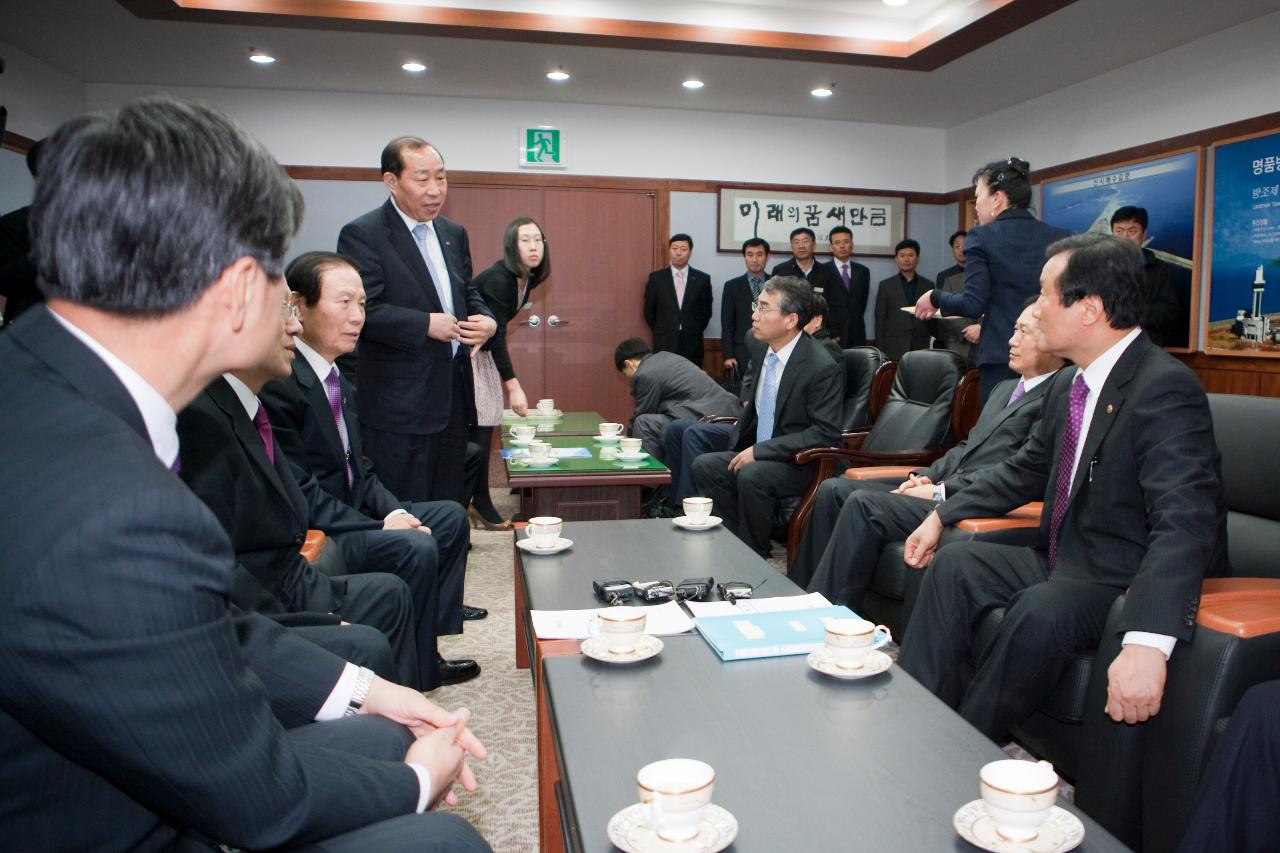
[1110, 206, 1184, 347]
[0, 139, 43, 327]
[796, 302, 1063, 597]
[874, 239, 934, 360]
[262, 251, 483, 639]
[773, 227, 842, 337]
[0, 96, 488, 852]
[899, 233, 1229, 742]
[822, 225, 870, 346]
[721, 237, 769, 376]
[644, 233, 712, 366]
[915, 158, 1071, 402]
[338, 137, 496, 506]
[692, 276, 843, 557]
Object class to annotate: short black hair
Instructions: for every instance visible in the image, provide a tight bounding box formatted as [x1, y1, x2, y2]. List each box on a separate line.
[614, 337, 651, 372]
[26, 139, 45, 178]
[32, 96, 303, 317]
[1045, 233, 1145, 330]
[761, 275, 814, 327]
[381, 136, 442, 176]
[286, 251, 358, 307]
[742, 237, 770, 255]
[501, 217, 551, 285]
[810, 292, 829, 322]
[948, 230, 968, 247]
[828, 225, 852, 241]
[1110, 206, 1149, 230]
[669, 233, 693, 249]
[895, 238, 921, 255]
[789, 227, 816, 243]
[974, 157, 1032, 209]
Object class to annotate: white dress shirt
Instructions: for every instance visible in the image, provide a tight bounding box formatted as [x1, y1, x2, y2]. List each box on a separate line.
[754, 331, 803, 410]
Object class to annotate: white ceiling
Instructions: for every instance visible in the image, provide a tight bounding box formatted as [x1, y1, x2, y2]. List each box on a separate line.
[0, 0, 1275, 128]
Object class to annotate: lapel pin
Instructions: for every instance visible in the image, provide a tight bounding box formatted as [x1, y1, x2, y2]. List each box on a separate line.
[1106, 404, 1114, 414]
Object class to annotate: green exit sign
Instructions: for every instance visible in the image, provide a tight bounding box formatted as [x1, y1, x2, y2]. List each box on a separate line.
[520, 127, 565, 169]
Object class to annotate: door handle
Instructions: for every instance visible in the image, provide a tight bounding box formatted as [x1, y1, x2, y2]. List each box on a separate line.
[548, 315, 568, 327]
[522, 314, 541, 327]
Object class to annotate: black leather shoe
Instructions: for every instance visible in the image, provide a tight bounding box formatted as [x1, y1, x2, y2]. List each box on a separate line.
[463, 605, 488, 621]
[436, 657, 480, 686]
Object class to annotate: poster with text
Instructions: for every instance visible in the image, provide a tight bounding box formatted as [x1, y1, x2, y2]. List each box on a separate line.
[1041, 150, 1200, 349]
[1206, 129, 1280, 356]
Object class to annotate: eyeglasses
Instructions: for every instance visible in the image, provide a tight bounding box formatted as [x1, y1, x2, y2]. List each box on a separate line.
[281, 299, 300, 322]
[751, 301, 781, 316]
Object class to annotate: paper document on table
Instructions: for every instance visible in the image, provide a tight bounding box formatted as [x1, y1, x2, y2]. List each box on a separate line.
[531, 600, 695, 640]
[683, 591, 832, 619]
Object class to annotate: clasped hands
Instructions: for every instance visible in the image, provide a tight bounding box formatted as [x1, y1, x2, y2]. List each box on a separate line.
[427, 312, 497, 356]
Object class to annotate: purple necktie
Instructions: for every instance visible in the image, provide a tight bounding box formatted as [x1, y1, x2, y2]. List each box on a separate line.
[252, 404, 275, 465]
[840, 262, 851, 292]
[170, 456, 181, 475]
[324, 367, 355, 487]
[1047, 374, 1089, 572]
[1007, 380, 1026, 407]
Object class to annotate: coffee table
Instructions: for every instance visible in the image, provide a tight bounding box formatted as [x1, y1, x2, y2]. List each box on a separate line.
[501, 410, 605, 437]
[504, 434, 670, 520]
[544, 637, 1131, 853]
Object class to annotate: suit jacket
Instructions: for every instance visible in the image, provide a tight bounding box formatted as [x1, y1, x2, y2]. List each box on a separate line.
[730, 332, 843, 461]
[178, 377, 381, 615]
[935, 209, 1071, 368]
[924, 374, 1057, 492]
[820, 258, 871, 346]
[630, 351, 743, 424]
[874, 272, 935, 361]
[1141, 249, 1182, 348]
[261, 359, 409, 522]
[473, 260, 539, 381]
[0, 307, 416, 851]
[0, 205, 41, 325]
[938, 334, 1230, 642]
[933, 265, 978, 363]
[720, 272, 760, 363]
[337, 201, 493, 435]
[644, 266, 712, 364]
[771, 258, 849, 345]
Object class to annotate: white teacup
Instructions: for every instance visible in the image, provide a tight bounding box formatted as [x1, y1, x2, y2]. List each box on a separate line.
[619, 437, 643, 455]
[682, 497, 713, 524]
[979, 759, 1059, 842]
[637, 759, 715, 843]
[599, 422, 624, 436]
[528, 441, 553, 464]
[537, 398, 556, 414]
[509, 424, 536, 442]
[823, 618, 891, 669]
[526, 516, 563, 548]
[599, 446, 619, 461]
[589, 607, 646, 654]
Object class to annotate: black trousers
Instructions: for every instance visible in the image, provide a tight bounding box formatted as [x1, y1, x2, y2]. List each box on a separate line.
[691, 451, 812, 557]
[289, 623, 397, 681]
[898, 541, 1121, 741]
[1178, 680, 1280, 853]
[791, 476, 902, 594]
[663, 419, 732, 507]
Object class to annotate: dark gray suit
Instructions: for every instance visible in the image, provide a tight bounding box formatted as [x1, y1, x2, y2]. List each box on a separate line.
[874, 272, 934, 361]
[629, 351, 742, 458]
[796, 375, 1055, 598]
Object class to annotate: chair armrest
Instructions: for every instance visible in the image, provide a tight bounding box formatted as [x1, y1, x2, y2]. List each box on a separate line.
[952, 502, 1043, 533]
[300, 529, 327, 563]
[845, 465, 917, 481]
[792, 446, 946, 467]
[1196, 578, 1280, 638]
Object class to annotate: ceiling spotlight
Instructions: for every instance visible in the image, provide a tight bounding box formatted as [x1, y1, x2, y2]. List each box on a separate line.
[883, 0, 909, 5]
[547, 68, 571, 82]
[682, 79, 704, 90]
[402, 62, 427, 73]
[249, 50, 275, 65]
[811, 87, 833, 98]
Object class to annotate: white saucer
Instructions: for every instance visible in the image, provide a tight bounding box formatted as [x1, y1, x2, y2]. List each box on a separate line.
[519, 457, 559, 469]
[594, 434, 622, 443]
[515, 536, 573, 555]
[615, 450, 649, 461]
[580, 634, 663, 663]
[530, 408, 562, 418]
[953, 800, 1084, 853]
[607, 802, 738, 853]
[672, 515, 723, 531]
[807, 647, 893, 679]
[509, 437, 535, 446]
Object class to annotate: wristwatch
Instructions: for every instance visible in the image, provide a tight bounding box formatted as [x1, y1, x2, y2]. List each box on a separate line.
[344, 666, 375, 716]
[932, 483, 945, 503]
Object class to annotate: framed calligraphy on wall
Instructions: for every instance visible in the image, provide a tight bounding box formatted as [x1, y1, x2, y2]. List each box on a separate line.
[716, 186, 906, 257]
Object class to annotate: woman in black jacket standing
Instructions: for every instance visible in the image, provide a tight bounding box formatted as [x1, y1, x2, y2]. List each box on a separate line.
[466, 216, 550, 529]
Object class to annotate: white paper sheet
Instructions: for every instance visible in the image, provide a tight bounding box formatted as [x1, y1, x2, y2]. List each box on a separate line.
[683, 591, 832, 619]
[531, 600, 695, 640]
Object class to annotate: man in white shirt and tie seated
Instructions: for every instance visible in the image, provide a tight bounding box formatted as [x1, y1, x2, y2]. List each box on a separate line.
[691, 277, 843, 558]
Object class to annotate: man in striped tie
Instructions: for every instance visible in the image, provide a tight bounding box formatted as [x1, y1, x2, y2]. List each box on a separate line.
[898, 233, 1228, 742]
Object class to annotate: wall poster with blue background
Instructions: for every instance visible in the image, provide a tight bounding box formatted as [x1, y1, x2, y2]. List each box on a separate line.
[1207, 128, 1280, 357]
[1041, 149, 1201, 350]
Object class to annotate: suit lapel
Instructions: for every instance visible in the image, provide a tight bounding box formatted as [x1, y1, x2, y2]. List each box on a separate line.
[207, 378, 297, 514]
[296, 361, 348, 479]
[772, 334, 810, 423]
[1067, 337, 1149, 502]
[339, 374, 371, 487]
[381, 200, 447, 313]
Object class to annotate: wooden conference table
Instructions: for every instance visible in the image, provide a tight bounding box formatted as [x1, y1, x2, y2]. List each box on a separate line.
[519, 519, 1131, 853]
[502, 413, 670, 520]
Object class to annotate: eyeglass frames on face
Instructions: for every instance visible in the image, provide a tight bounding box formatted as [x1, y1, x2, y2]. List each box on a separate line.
[751, 301, 781, 315]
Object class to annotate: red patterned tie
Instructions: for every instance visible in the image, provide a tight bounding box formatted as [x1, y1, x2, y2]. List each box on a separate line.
[1047, 374, 1089, 572]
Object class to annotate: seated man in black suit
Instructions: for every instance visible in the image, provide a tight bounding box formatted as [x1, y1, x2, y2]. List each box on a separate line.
[899, 233, 1229, 742]
[0, 96, 487, 851]
[795, 301, 1064, 597]
[261, 252, 482, 633]
[692, 276, 843, 557]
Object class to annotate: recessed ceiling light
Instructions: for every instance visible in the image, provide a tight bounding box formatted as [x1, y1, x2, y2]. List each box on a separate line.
[249, 51, 275, 65]
[811, 87, 833, 98]
[547, 68, 571, 82]
[682, 79, 704, 90]
[883, 0, 909, 6]
[402, 62, 427, 73]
